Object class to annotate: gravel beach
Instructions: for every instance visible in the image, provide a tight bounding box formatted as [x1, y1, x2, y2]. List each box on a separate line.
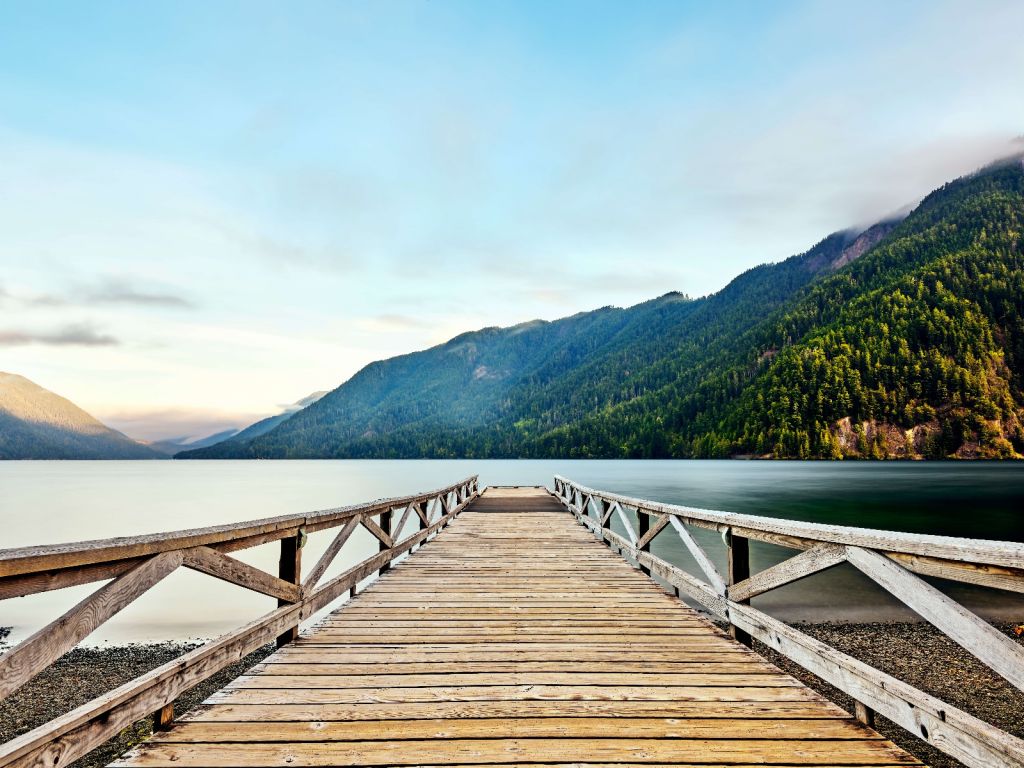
[0, 637, 275, 768]
[1, 622, 1022, 768]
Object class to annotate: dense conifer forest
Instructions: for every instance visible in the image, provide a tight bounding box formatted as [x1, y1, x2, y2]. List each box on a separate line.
[183, 158, 1024, 460]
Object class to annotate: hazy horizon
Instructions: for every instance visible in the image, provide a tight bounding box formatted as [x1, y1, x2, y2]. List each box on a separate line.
[3, 1, 1024, 441]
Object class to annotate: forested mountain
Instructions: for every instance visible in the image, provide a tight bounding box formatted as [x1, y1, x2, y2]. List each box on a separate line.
[181, 156, 1024, 460]
[0, 373, 161, 459]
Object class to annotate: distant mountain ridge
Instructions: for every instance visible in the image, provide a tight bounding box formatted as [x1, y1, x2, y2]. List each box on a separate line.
[175, 391, 326, 457]
[149, 429, 241, 456]
[180, 155, 1024, 460]
[0, 373, 160, 459]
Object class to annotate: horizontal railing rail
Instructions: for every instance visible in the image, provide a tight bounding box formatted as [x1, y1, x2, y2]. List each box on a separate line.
[553, 474, 1024, 768]
[0, 475, 479, 768]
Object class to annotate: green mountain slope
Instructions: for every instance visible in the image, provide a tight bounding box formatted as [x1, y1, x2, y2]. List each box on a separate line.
[184, 156, 1024, 461]
[0, 373, 161, 459]
[181, 213, 899, 459]
[539, 157, 1024, 459]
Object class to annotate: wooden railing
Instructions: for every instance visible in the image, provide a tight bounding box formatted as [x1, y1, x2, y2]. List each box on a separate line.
[0, 475, 479, 768]
[552, 475, 1024, 768]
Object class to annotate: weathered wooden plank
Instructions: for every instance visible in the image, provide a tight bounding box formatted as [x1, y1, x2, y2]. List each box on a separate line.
[0, 550, 182, 700]
[553, 475, 1024, 570]
[112, 738, 918, 766]
[207, 684, 826, 704]
[226, 672, 799, 688]
[0, 477, 477, 580]
[613, 501, 639, 544]
[846, 545, 1024, 692]
[0, 487, 477, 768]
[157, 717, 878, 741]
[728, 543, 846, 603]
[302, 516, 361, 590]
[184, 699, 853, 722]
[251, 661, 777, 675]
[181, 546, 300, 602]
[668, 515, 727, 595]
[359, 515, 393, 549]
[730, 601, 1024, 768]
[184, 699, 854, 723]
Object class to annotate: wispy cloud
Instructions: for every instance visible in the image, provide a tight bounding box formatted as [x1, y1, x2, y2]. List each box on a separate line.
[2, 279, 194, 309]
[80, 279, 194, 308]
[98, 406, 263, 443]
[0, 322, 119, 347]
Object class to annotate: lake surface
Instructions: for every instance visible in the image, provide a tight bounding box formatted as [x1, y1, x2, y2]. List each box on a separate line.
[1, 460, 1022, 644]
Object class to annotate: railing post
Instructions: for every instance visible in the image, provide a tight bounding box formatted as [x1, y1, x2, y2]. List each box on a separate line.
[855, 700, 876, 728]
[276, 528, 304, 647]
[726, 527, 752, 647]
[152, 702, 174, 731]
[379, 508, 393, 576]
[637, 512, 651, 576]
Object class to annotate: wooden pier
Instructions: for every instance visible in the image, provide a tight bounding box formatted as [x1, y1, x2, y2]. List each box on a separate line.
[1, 478, 1022, 768]
[112, 487, 914, 767]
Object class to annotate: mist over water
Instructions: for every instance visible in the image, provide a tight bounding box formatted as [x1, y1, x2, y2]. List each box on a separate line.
[1, 460, 1022, 644]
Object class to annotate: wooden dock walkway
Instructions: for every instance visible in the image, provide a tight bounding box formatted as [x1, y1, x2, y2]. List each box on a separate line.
[112, 487, 919, 768]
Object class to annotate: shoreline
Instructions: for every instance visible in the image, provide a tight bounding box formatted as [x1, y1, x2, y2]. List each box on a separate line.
[3, 623, 1022, 768]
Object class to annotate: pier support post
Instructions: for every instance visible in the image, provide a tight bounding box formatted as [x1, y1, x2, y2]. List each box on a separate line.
[276, 530, 304, 647]
[726, 529, 753, 647]
[379, 509, 393, 576]
[637, 513, 651, 576]
[152, 702, 174, 731]
[855, 700, 876, 728]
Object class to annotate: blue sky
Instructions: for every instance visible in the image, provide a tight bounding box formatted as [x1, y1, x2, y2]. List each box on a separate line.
[2, 1, 1023, 440]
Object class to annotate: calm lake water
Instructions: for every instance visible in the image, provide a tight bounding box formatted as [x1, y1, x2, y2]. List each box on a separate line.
[1, 460, 1022, 644]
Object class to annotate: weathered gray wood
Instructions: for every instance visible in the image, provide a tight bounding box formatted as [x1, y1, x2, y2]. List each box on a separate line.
[729, 602, 1024, 768]
[360, 516, 393, 550]
[728, 543, 846, 603]
[302, 516, 362, 590]
[0, 559, 138, 601]
[846, 545, 1024, 692]
[668, 515, 727, 595]
[601, 529, 727, 617]
[553, 475, 1024, 570]
[182, 546, 300, 602]
[0, 477, 477, 581]
[391, 503, 416, 546]
[0, 600, 304, 768]
[0, 485, 479, 768]
[727, 530, 752, 647]
[553, 476, 1024, 768]
[636, 514, 669, 550]
[0, 551, 182, 700]
[636, 509, 651, 576]
[613, 502, 638, 545]
[277, 534, 303, 647]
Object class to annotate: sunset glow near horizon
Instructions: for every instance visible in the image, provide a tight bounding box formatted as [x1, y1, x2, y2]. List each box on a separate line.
[2, 1, 1023, 441]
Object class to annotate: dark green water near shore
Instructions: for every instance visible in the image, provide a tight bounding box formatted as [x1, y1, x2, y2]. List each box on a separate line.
[1, 460, 1022, 641]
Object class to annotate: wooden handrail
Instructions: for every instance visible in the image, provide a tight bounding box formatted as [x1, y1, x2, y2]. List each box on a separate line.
[552, 475, 1024, 768]
[0, 475, 479, 768]
[553, 475, 1024, 591]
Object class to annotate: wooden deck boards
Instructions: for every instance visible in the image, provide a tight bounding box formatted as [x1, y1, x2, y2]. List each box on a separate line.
[112, 487, 922, 767]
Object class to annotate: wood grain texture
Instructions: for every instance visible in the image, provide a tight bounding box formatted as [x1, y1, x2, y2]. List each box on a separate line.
[0, 477, 478, 581]
[0, 478, 479, 768]
[182, 546, 300, 602]
[111, 487, 919, 768]
[554, 476, 1024, 768]
[0, 550, 182, 699]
